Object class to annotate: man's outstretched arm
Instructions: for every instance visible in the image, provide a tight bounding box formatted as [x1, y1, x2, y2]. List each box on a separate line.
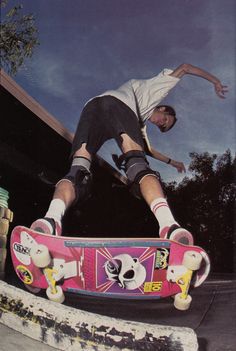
[141, 127, 186, 173]
[149, 147, 186, 173]
[170, 63, 228, 99]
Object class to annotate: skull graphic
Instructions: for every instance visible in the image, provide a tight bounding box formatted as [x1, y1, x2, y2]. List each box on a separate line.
[104, 253, 146, 290]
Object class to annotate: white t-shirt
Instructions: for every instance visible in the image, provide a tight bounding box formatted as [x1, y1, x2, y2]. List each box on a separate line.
[98, 68, 180, 123]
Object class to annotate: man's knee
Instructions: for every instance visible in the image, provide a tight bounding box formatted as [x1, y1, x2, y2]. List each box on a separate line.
[112, 150, 160, 198]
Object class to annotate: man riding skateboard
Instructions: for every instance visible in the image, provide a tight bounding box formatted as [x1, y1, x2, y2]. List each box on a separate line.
[31, 63, 228, 243]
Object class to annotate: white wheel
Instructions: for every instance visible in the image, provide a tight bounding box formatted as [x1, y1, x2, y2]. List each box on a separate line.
[24, 284, 41, 294]
[30, 244, 51, 268]
[183, 251, 202, 271]
[46, 285, 65, 303]
[174, 293, 192, 311]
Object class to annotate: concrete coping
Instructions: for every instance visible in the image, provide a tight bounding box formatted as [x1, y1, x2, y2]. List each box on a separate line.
[0, 280, 198, 350]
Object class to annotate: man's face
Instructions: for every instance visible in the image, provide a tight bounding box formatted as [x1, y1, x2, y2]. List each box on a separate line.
[149, 108, 175, 132]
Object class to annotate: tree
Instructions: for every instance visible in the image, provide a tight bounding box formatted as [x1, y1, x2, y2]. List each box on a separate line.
[165, 149, 236, 272]
[0, 0, 39, 75]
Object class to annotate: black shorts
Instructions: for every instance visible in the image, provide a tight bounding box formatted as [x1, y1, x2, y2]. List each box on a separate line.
[71, 96, 144, 156]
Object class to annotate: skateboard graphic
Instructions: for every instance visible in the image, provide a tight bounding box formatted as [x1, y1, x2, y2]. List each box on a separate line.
[10, 226, 210, 310]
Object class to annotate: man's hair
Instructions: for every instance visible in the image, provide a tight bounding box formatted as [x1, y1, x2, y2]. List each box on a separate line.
[155, 105, 177, 132]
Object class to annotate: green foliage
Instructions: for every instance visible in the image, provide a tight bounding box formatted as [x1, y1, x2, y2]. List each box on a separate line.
[0, 0, 39, 75]
[165, 149, 235, 272]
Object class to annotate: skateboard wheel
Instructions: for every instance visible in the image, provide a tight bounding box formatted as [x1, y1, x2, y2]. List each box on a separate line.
[30, 244, 51, 268]
[174, 293, 192, 311]
[46, 285, 65, 303]
[183, 251, 202, 271]
[24, 284, 41, 294]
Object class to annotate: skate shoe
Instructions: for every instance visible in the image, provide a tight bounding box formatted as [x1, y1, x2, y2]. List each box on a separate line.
[30, 217, 62, 236]
[160, 224, 194, 245]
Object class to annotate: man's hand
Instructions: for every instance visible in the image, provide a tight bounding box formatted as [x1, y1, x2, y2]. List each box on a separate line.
[169, 160, 186, 173]
[214, 81, 228, 99]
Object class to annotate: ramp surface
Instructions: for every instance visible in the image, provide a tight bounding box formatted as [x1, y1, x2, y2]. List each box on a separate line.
[0, 275, 235, 351]
[64, 275, 236, 351]
[0, 280, 198, 351]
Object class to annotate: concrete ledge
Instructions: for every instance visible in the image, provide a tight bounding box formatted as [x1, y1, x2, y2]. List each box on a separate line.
[0, 281, 198, 350]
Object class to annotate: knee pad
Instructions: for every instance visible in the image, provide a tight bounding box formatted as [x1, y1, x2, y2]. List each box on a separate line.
[113, 151, 159, 198]
[61, 157, 93, 204]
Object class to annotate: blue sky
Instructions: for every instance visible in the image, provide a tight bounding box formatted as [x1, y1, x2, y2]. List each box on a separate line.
[4, 0, 235, 182]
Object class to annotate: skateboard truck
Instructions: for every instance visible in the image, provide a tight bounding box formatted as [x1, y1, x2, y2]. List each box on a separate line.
[30, 244, 65, 303]
[173, 251, 203, 310]
[44, 267, 60, 295]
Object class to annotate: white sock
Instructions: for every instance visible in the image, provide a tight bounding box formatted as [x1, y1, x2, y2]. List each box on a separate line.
[150, 197, 178, 230]
[45, 199, 66, 223]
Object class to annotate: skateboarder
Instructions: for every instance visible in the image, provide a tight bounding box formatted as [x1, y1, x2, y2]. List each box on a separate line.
[31, 63, 227, 243]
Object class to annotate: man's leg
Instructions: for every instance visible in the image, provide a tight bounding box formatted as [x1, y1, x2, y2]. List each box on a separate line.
[120, 134, 193, 244]
[31, 144, 92, 235]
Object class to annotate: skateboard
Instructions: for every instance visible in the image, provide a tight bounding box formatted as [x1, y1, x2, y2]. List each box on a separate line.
[10, 226, 210, 311]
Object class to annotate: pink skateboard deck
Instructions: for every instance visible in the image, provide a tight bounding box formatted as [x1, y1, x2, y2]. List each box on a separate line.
[10, 226, 210, 310]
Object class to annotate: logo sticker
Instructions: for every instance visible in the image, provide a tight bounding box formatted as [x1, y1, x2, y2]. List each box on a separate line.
[144, 281, 163, 293]
[13, 231, 37, 265]
[155, 248, 169, 269]
[104, 253, 146, 290]
[96, 247, 155, 294]
[16, 265, 33, 284]
[13, 242, 31, 265]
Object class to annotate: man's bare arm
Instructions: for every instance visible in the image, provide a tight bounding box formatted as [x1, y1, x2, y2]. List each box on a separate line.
[141, 128, 186, 173]
[149, 147, 186, 173]
[170, 63, 228, 98]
